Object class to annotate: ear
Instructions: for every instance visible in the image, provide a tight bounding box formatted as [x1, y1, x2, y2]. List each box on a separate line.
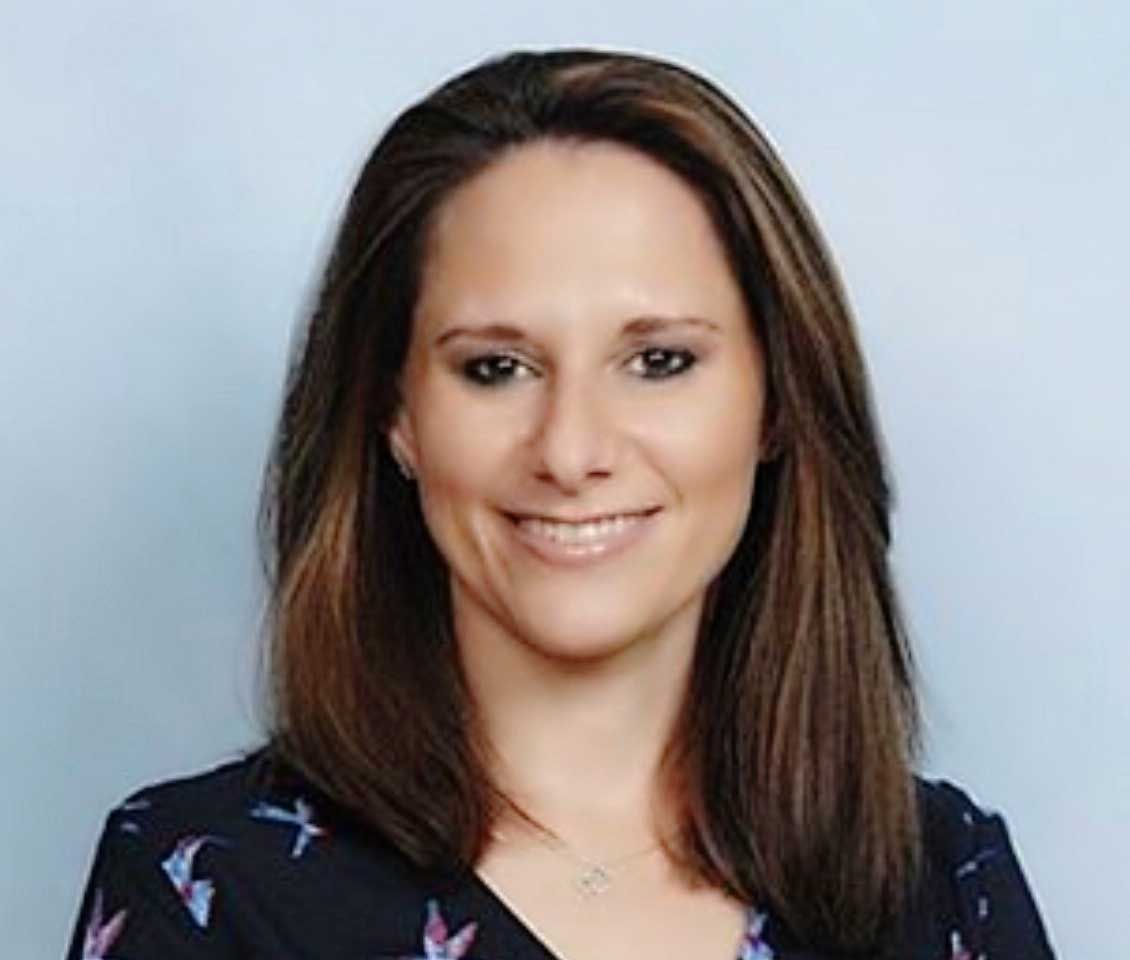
[387, 404, 419, 477]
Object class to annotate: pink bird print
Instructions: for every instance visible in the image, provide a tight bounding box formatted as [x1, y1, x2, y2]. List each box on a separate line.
[81, 888, 127, 959]
[249, 797, 327, 858]
[737, 907, 774, 960]
[401, 899, 477, 959]
[161, 834, 222, 929]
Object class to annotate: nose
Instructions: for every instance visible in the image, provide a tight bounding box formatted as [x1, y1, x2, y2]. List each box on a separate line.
[531, 367, 617, 491]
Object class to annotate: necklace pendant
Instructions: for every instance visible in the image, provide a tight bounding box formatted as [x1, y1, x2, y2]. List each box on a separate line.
[575, 863, 612, 897]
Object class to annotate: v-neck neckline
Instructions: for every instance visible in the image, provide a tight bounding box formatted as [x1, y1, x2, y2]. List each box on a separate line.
[465, 867, 568, 960]
[461, 866, 774, 960]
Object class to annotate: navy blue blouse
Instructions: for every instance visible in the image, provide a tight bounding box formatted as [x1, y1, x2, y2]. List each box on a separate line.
[65, 748, 1055, 959]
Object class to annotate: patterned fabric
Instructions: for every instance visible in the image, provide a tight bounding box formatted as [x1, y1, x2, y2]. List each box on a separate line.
[737, 906, 773, 960]
[411, 900, 478, 959]
[80, 888, 127, 960]
[160, 835, 222, 929]
[248, 798, 327, 859]
[63, 749, 1056, 959]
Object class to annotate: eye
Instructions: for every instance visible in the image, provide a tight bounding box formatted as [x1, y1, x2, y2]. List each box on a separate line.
[626, 346, 698, 380]
[461, 353, 535, 388]
[459, 346, 699, 388]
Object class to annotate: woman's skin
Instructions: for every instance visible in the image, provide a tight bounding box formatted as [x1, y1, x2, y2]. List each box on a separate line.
[389, 138, 769, 958]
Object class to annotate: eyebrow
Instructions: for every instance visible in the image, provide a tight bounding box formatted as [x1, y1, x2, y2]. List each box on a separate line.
[433, 315, 721, 347]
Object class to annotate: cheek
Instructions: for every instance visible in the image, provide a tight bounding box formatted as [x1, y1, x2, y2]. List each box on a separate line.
[665, 397, 762, 562]
[413, 401, 510, 523]
[679, 418, 761, 568]
[414, 380, 489, 472]
[658, 382, 762, 492]
[683, 437, 759, 519]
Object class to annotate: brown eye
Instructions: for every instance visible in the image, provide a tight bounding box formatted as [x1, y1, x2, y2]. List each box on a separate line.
[628, 347, 698, 380]
[460, 346, 698, 388]
[461, 353, 533, 387]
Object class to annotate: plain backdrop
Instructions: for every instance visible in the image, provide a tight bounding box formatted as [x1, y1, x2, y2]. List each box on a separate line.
[3, 2, 1126, 956]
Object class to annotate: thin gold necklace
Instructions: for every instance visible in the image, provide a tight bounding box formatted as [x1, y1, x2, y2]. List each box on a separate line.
[491, 826, 664, 897]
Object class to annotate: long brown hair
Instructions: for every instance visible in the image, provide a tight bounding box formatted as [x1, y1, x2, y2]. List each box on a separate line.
[257, 47, 921, 953]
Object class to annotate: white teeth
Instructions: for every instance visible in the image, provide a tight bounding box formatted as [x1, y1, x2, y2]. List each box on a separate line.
[517, 513, 643, 544]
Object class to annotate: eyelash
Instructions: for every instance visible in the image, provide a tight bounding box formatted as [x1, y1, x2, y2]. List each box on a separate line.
[460, 346, 699, 388]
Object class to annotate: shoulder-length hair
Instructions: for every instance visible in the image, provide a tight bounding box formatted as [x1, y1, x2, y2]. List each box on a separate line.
[258, 47, 921, 953]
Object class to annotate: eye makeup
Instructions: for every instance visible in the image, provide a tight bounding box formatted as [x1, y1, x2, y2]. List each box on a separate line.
[454, 343, 702, 388]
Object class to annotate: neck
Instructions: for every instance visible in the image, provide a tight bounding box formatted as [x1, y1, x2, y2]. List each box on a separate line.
[454, 589, 704, 854]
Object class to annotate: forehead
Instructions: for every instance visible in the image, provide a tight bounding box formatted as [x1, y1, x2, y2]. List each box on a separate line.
[415, 138, 746, 332]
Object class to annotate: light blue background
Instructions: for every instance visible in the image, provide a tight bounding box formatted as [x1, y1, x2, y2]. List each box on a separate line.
[3, 3, 1126, 957]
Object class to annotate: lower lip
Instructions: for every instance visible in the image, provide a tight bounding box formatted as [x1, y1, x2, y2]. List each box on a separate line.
[504, 509, 661, 568]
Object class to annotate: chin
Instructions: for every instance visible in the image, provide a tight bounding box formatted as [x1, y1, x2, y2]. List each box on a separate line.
[527, 638, 638, 665]
[516, 617, 657, 663]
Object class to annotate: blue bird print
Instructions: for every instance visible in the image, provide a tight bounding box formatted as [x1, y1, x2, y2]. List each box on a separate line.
[161, 834, 222, 928]
[81, 888, 126, 959]
[737, 907, 774, 960]
[249, 797, 327, 858]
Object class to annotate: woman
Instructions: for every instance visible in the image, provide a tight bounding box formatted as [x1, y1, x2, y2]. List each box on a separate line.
[66, 48, 1055, 959]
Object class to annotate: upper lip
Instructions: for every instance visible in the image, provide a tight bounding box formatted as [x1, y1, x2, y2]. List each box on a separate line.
[505, 506, 660, 523]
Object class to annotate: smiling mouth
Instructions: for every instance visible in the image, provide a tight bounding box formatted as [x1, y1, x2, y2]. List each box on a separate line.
[502, 506, 661, 525]
[500, 506, 662, 566]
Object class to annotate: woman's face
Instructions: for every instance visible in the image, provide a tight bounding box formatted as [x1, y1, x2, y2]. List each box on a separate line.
[390, 138, 767, 664]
